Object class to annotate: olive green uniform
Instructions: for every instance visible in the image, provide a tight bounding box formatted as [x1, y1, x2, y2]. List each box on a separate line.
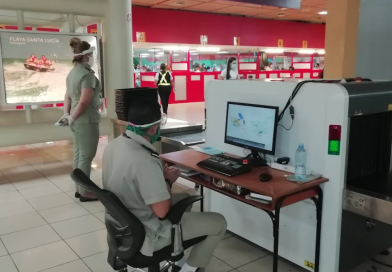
[102, 130, 227, 268]
[66, 63, 101, 194]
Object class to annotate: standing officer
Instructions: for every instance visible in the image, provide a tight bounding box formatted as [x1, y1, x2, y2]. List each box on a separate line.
[154, 63, 175, 120]
[103, 99, 227, 272]
[57, 37, 101, 202]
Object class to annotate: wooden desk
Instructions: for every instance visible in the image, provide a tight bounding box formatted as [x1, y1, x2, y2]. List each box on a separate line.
[161, 149, 328, 272]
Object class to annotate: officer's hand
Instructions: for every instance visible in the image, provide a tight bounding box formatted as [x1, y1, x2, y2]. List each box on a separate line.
[164, 163, 181, 183]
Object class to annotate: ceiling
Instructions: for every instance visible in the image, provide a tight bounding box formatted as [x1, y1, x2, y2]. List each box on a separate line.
[133, 0, 327, 23]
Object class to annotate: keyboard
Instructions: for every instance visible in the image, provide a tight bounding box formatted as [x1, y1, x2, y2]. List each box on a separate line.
[197, 154, 251, 177]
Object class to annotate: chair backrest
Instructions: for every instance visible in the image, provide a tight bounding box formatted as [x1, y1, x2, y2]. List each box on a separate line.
[71, 169, 145, 263]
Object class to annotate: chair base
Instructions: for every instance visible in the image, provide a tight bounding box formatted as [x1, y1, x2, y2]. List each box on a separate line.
[148, 261, 178, 272]
[118, 262, 178, 272]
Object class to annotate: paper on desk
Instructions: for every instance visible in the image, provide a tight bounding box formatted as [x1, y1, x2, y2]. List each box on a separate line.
[197, 147, 223, 156]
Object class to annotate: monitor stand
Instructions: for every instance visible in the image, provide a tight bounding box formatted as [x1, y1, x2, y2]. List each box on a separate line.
[250, 150, 268, 167]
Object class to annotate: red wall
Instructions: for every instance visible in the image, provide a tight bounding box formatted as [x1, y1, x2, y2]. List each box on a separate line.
[132, 6, 325, 48]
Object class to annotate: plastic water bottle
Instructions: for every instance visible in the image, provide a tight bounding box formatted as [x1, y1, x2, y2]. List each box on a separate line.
[295, 144, 307, 180]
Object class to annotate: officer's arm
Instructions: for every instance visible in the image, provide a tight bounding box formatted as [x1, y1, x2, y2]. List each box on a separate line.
[71, 88, 94, 120]
[63, 93, 71, 114]
[136, 159, 172, 219]
[150, 199, 171, 219]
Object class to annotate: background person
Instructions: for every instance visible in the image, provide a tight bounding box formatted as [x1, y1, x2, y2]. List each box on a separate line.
[154, 63, 175, 118]
[103, 99, 227, 272]
[266, 62, 274, 71]
[219, 57, 238, 80]
[57, 37, 101, 202]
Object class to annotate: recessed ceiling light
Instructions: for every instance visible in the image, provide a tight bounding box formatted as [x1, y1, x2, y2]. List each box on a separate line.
[278, 13, 285, 17]
[279, 7, 287, 10]
[318, 11, 328, 15]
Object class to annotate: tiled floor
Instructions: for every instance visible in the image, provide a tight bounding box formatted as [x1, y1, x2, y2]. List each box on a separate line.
[0, 103, 391, 272]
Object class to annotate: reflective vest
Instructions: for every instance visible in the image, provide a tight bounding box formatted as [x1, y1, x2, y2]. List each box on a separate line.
[158, 71, 171, 86]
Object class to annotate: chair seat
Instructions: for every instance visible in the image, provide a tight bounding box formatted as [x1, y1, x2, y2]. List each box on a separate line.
[124, 236, 207, 268]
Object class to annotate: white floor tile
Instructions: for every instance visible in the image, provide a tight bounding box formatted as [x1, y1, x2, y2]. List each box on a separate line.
[39, 203, 90, 223]
[1, 165, 36, 177]
[237, 255, 306, 272]
[93, 211, 106, 223]
[0, 212, 47, 236]
[0, 241, 7, 257]
[65, 229, 108, 258]
[22, 154, 58, 165]
[19, 184, 62, 200]
[0, 182, 16, 194]
[28, 193, 75, 211]
[11, 177, 53, 191]
[66, 190, 78, 199]
[0, 201, 35, 219]
[0, 191, 25, 205]
[1, 225, 61, 253]
[11, 241, 79, 272]
[214, 236, 269, 268]
[41, 260, 91, 272]
[0, 255, 18, 272]
[51, 214, 105, 239]
[79, 201, 105, 213]
[83, 251, 116, 272]
[55, 179, 77, 192]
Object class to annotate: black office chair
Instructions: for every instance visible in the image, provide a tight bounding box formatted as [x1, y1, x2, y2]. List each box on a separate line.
[71, 169, 206, 272]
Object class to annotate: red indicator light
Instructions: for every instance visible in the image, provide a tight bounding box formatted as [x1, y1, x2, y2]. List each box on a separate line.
[329, 125, 341, 140]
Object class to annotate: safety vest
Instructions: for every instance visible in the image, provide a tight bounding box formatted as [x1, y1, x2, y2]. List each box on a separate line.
[158, 71, 171, 86]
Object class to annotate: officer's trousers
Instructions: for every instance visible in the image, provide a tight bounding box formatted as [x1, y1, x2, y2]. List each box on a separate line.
[72, 123, 100, 195]
[154, 193, 227, 268]
[158, 85, 172, 114]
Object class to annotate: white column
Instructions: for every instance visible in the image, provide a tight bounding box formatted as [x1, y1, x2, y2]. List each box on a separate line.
[68, 14, 75, 33]
[32, 27, 37, 31]
[16, 10, 33, 124]
[103, 0, 134, 119]
[17, 10, 24, 29]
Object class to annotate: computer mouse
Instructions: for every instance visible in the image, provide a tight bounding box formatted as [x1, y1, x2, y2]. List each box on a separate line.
[259, 173, 272, 182]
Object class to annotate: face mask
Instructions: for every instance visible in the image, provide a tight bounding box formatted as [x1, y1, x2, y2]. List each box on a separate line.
[231, 62, 237, 70]
[87, 56, 94, 67]
[126, 117, 164, 144]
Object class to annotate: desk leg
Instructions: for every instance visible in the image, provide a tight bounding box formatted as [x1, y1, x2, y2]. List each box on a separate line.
[311, 186, 323, 272]
[272, 198, 285, 272]
[200, 186, 204, 212]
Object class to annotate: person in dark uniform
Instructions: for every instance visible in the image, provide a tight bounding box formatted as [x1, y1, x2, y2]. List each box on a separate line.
[154, 63, 175, 119]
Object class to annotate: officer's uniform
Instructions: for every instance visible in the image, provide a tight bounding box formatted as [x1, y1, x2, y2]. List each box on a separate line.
[155, 71, 173, 114]
[66, 63, 101, 194]
[102, 130, 227, 268]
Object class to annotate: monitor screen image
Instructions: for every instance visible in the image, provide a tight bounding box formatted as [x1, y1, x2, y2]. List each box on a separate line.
[225, 102, 278, 154]
[0, 32, 99, 105]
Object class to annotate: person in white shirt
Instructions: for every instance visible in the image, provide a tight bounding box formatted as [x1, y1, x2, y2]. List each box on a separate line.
[219, 57, 238, 80]
[266, 62, 274, 71]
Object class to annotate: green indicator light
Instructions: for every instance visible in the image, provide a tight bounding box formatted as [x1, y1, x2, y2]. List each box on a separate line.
[328, 140, 340, 155]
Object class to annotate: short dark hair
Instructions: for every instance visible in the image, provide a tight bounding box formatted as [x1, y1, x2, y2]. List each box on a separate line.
[128, 99, 161, 125]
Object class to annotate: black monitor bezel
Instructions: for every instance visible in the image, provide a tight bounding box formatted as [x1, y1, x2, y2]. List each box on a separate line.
[224, 101, 279, 155]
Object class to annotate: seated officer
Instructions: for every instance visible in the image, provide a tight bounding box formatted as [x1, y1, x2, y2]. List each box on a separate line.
[102, 99, 227, 272]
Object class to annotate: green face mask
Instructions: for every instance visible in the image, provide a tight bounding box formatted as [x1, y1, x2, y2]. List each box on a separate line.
[126, 124, 161, 144]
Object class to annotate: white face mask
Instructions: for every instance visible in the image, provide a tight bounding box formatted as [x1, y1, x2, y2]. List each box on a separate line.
[231, 62, 237, 70]
[86, 55, 94, 67]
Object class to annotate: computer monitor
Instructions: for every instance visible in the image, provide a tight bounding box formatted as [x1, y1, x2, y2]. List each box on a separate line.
[224, 102, 279, 166]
